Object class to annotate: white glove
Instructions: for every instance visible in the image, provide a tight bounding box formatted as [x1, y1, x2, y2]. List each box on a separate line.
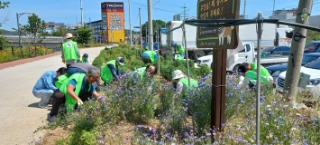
[97, 96, 104, 101]
[77, 100, 84, 106]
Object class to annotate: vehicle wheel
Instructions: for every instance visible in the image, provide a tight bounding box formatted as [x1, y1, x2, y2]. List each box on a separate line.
[193, 51, 206, 60]
[232, 64, 240, 75]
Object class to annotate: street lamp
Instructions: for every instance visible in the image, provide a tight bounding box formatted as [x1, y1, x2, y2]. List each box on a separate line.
[16, 12, 33, 47]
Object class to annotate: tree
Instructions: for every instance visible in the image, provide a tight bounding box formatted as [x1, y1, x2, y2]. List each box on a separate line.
[0, 1, 10, 9]
[52, 25, 71, 37]
[75, 26, 92, 45]
[142, 19, 166, 41]
[0, 1, 10, 49]
[306, 26, 320, 43]
[21, 14, 46, 45]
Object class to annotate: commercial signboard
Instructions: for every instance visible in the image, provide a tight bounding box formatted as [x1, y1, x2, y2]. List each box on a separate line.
[197, 0, 240, 49]
[101, 2, 125, 43]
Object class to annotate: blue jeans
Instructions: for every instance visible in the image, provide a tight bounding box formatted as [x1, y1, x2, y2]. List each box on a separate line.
[33, 89, 54, 108]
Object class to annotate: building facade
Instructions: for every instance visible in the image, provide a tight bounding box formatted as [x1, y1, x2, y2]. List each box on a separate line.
[101, 2, 125, 43]
[86, 20, 102, 43]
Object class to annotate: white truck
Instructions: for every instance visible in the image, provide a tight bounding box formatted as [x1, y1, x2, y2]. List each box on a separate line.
[197, 41, 289, 72]
[163, 21, 293, 60]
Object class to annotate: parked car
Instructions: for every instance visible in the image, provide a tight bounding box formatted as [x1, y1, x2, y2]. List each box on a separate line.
[261, 46, 291, 58]
[304, 41, 320, 53]
[266, 53, 320, 79]
[276, 59, 320, 102]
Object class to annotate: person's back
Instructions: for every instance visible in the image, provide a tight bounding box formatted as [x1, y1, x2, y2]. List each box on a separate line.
[61, 33, 80, 67]
[178, 77, 198, 97]
[33, 71, 56, 93]
[133, 67, 147, 80]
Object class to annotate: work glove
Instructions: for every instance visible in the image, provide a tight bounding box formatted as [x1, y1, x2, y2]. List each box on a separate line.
[77, 100, 84, 106]
[97, 96, 105, 101]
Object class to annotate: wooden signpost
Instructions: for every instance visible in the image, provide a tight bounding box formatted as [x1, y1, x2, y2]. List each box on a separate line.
[197, 0, 240, 132]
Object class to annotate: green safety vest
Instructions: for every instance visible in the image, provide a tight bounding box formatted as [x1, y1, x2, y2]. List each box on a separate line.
[245, 70, 269, 84]
[143, 51, 157, 64]
[81, 58, 89, 63]
[133, 67, 146, 80]
[55, 74, 68, 88]
[175, 44, 185, 55]
[178, 77, 198, 97]
[101, 60, 117, 84]
[59, 73, 90, 113]
[250, 63, 271, 77]
[62, 40, 79, 61]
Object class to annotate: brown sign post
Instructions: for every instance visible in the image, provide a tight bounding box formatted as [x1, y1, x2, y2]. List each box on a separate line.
[197, 0, 240, 132]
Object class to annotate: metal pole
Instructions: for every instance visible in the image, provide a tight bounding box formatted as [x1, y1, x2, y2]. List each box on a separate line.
[80, 0, 83, 26]
[243, 0, 246, 18]
[129, 0, 133, 47]
[16, 13, 21, 48]
[147, 0, 154, 51]
[272, 0, 275, 19]
[182, 23, 190, 87]
[139, 8, 143, 49]
[255, 13, 263, 145]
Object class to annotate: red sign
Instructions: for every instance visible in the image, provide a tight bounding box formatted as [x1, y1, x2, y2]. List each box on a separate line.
[101, 2, 124, 12]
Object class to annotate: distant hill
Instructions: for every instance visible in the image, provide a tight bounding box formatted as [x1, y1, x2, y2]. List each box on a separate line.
[0, 29, 18, 35]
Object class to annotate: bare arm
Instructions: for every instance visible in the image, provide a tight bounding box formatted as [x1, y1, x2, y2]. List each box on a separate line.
[67, 84, 81, 102]
[92, 91, 100, 100]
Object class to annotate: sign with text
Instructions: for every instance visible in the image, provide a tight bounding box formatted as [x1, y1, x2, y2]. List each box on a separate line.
[197, 0, 240, 49]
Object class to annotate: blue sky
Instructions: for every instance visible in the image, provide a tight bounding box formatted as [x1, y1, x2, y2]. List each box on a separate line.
[0, 0, 319, 31]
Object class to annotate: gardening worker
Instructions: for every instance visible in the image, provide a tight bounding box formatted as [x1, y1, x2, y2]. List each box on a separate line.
[32, 67, 67, 108]
[61, 33, 80, 67]
[81, 53, 89, 64]
[141, 50, 159, 64]
[237, 65, 271, 88]
[59, 68, 102, 113]
[133, 64, 157, 81]
[101, 57, 125, 84]
[171, 41, 185, 60]
[172, 70, 198, 98]
[241, 62, 273, 83]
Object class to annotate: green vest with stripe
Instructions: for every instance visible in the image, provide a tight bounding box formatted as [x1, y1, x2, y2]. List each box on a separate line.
[101, 60, 117, 84]
[55, 74, 68, 88]
[143, 51, 157, 64]
[62, 40, 79, 61]
[133, 67, 146, 81]
[175, 44, 185, 55]
[245, 70, 269, 84]
[178, 77, 198, 97]
[250, 63, 271, 77]
[59, 73, 88, 113]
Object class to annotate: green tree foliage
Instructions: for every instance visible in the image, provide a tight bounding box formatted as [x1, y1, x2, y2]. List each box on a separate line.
[21, 14, 46, 44]
[0, 1, 10, 9]
[0, 1, 10, 47]
[75, 26, 92, 45]
[142, 19, 166, 40]
[306, 26, 320, 43]
[52, 25, 69, 37]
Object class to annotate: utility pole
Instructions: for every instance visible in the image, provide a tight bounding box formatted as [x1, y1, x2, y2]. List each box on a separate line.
[183, 5, 187, 20]
[80, 0, 83, 26]
[243, 0, 246, 18]
[272, 0, 276, 18]
[284, 0, 312, 102]
[147, 0, 153, 51]
[128, 0, 133, 47]
[139, 8, 143, 49]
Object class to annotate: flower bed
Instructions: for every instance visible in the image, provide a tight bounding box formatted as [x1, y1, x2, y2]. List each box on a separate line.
[40, 45, 320, 145]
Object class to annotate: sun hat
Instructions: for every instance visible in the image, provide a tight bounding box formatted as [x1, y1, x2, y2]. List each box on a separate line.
[172, 70, 185, 80]
[65, 33, 73, 39]
[117, 57, 125, 66]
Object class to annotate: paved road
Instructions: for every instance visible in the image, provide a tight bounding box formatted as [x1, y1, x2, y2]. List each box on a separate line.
[0, 47, 104, 145]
